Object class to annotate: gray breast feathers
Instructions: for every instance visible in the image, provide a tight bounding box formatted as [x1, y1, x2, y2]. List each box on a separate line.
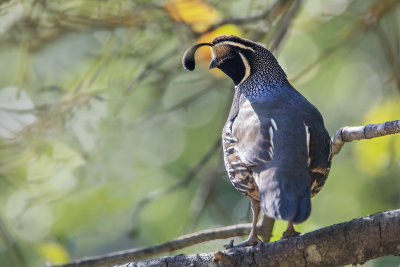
[232, 100, 276, 167]
[222, 100, 277, 200]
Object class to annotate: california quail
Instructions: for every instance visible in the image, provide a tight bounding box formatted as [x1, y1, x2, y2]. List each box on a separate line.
[182, 35, 331, 247]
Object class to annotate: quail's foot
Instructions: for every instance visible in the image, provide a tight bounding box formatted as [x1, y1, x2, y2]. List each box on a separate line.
[281, 229, 300, 238]
[223, 236, 262, 249]
[281, 221, 301, 239]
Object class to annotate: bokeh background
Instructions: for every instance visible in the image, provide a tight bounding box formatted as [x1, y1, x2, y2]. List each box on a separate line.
[0, 0, 399, 266]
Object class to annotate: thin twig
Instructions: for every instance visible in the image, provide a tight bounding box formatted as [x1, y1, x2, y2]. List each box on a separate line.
[270, 0, 302, 53]
[372, 23, 400, 90]
[113, 47, 179, 116]
[331, 120, 400, 156]
[56, 222, 260, 267]
[58, 119, 400, 267]
[144, 209, 400, 267]
[59, 209, 400, 267]
[127, 86, 215, 130]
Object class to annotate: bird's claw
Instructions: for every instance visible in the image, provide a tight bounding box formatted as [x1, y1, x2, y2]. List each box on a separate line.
[223, 239, 235, 249]
[223, 237, 262, 249]
[281, 229, 301, 239]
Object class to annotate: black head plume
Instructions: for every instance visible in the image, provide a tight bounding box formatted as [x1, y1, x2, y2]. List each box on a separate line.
[182, 43, 212, 71]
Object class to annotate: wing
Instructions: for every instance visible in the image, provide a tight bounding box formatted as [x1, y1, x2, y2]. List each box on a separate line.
[304, 116, 332, 197]
[230, 99, 312, 223]
[222, 99, 274, 201]
[283, 85, 332, 198]
[232, 100, 275, 167]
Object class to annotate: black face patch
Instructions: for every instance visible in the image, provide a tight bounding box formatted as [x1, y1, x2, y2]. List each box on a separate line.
[217, 50, 246, 85]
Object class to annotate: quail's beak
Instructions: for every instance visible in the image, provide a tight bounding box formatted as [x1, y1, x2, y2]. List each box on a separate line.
[209, 58, 219, 69]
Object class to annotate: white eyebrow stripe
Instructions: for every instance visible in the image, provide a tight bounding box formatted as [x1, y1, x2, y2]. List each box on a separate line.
[215, 41, 255, 52]
[237, 52, 251, 86]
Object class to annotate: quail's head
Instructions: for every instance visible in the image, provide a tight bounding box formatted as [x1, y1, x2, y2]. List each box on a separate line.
[182, 35, 286, 86]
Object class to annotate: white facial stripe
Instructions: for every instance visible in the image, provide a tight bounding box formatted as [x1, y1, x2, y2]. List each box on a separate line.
[215, 41, 255, 52]
[211, 47, 216, 61]
[238, 52, 250, 86]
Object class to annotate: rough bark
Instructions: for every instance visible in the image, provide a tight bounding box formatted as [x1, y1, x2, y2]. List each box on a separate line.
[58, 223, 258, 267]
[57, 119, 400, 267]
[122, 210, 400, 267]
[57, 219, 275, 267]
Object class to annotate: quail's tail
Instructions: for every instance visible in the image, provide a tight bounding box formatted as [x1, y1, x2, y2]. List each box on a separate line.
[259, 167, 311, 224]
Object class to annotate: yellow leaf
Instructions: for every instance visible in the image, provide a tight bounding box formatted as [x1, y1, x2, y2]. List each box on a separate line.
[196, 24, 243, 77]
[39, 242, 69, 265]
[166, 0, 243, 78]
[165, 0, 219, 32]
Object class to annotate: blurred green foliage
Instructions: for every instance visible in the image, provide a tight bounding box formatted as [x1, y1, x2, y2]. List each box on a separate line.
[0, 0, 399, 266]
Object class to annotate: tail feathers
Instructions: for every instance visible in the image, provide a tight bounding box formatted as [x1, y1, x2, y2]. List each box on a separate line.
[259, 167, 311, 224]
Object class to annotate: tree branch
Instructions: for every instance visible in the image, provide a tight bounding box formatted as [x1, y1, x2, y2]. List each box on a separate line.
[58, 120, 400, 267]
[123, 209, 400, 267]
[269, 0, 302, 53]
[331, 120, 400, 156]
[57, 223, 257, 267]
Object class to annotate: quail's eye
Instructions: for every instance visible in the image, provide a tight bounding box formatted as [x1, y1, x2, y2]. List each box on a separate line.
[227, 50, 235, 57]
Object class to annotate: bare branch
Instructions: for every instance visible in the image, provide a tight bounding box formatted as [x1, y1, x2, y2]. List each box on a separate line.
[331, 120, 400, 156]
[113, 47, 179, 117]
[372, 23, 400, 90]
[123, 209, 400, 267]
[56, 223, 257, 267]
[56, 120, 400, 267]
[270, 0, 302, 53]
[56, 209, 400, 267]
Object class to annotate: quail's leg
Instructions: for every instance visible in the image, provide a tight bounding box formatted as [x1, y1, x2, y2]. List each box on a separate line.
[282, 221, 301, 238]
[224, 198, 262, 248]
